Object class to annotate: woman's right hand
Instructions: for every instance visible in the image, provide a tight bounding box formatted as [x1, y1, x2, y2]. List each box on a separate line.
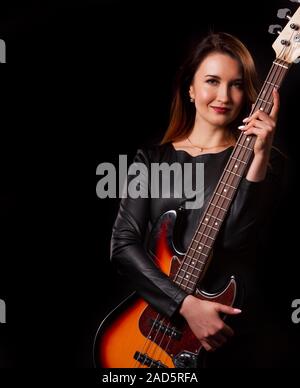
[179, 295, 242, 352]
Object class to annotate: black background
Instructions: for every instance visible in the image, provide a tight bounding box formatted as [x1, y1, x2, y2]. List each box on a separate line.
[0, 0, 299, 368]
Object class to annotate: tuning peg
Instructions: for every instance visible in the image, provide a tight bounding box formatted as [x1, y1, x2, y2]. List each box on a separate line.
[289, 0, 300, 3]
[294, 57, 300, 64]
[268, 24, 282, 35]
[277, 8, 292, 20]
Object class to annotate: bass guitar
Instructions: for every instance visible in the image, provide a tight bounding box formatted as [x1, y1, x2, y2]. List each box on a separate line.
[94, 4, 300, 368]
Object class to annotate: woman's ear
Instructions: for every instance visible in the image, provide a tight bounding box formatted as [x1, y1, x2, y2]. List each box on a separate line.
[189, 86, 195, 102]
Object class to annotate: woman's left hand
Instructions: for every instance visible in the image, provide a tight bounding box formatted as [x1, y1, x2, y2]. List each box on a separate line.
[240, 88, 280, 157]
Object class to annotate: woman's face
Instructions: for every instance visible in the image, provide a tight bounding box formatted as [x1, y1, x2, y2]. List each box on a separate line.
[189, 52, 245, 130]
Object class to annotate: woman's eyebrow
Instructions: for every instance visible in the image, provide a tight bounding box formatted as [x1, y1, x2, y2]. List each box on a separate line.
[205, 74, 243, 81]
[205, 74, 220, 78]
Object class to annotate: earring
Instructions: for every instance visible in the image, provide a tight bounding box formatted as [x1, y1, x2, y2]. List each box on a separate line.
[190, 97, 195, 103]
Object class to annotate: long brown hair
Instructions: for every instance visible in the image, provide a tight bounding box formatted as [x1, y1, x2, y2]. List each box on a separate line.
[161, 32, 259, 144]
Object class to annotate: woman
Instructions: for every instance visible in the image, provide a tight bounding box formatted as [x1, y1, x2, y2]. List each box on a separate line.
[110, 32, 285, 367]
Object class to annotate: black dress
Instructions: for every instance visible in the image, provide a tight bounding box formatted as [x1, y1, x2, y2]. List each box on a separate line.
[110, 142, 287, 367]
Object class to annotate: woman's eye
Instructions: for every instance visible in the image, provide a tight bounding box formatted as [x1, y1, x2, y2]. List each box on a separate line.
[232, 82, 243, 89]
[207, 79, 218, 85]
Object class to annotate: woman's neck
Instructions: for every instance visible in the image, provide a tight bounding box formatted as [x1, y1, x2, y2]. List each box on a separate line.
[188, 126, 235, 148]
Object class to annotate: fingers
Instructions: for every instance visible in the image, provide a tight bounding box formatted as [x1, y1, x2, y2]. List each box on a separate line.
[216, 303, 242, 315]
[221, 323, 234, 338]
[211, 332, 228, 346]
[201, 328, 232, 352]
[242, 113, 274, 128]
[201, 340, 214, 352]
[241, 125, 271, 138]
[270, 88, 280, 121]
[240, 88, 279, 129]
[238, 113, 275, 139]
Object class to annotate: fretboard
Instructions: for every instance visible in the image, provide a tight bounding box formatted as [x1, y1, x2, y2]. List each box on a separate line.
[174, 58, 290, 294]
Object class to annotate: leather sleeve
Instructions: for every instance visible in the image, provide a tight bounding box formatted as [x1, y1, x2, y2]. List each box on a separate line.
[110, 148, 188, 318]
[218, 147, 287, 252]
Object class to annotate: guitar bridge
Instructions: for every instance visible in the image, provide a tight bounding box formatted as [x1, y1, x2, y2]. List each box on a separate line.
[134, 351, 168, 368]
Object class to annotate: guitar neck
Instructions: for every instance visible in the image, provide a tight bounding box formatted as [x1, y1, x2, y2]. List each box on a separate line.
[174, 58, 291, 294]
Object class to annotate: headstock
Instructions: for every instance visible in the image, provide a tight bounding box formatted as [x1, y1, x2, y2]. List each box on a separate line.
[270, 4, 300, 63]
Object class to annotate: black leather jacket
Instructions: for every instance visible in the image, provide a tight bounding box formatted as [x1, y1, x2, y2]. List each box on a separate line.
[110, 143, 285, 319]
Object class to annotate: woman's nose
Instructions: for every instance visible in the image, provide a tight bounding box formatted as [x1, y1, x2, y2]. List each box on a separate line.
[217, 85, 231, 102]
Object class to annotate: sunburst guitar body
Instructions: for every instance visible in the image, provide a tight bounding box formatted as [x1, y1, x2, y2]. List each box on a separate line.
[94, 210, 237, 368]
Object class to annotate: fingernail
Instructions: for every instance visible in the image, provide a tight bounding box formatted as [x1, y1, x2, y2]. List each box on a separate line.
[234, 308, 242, 313]
[238, 125, 245, 130]
[242, 118, 249, 123]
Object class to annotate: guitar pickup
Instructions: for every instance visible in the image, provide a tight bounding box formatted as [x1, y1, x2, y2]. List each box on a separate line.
[150, 319, 182, 340]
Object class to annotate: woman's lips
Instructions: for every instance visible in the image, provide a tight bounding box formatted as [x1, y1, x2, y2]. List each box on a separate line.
[211, 106, 231, 114]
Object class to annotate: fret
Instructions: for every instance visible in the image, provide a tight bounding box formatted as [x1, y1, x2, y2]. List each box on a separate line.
[212, 195, 231, 205]
[220, 182, 237, 190]
[266, 81, 279, 88]
[217, 187, 235, 198]
[227, 159, 247, 177]
[191, 240, 211, 250]
[189, 246, 210, 255]
[175, 279, 196, 291]
[273, 61, 289, 69]
[231, 156, 247, 165]
[181, 262, 202, 271]
[258, 98, 272, 105]
[190, 240, 211, 251]
[198, 228, 218, 242]
[177, 272, 199, 281]
[202, 221, 219, 232]
[228, 157, 245, 166]
[209, 207, 226, 220]
[221, 174, 240, 187]
[209, 203, 227, 212]
[206, 212, 222, 222]
[210, 200, 230, 213]
[202, 223, 218, 232]
[236, 144, 253, 151]
[199, 233, 215, 241]
[214, 192, 233, 201]
[225, 169, 242, 178]
[199, 221, 219, 233]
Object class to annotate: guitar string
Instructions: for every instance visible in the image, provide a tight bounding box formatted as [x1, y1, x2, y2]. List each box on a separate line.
[141, 57, 287, 368]
[133, 311, 163, 368]
[133, 48, 288, 368]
